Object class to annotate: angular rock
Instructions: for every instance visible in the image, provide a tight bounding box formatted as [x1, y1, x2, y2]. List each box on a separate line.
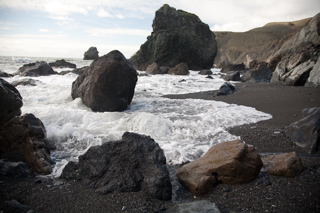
[0, 113, 52, 174]
[49, 59, 76, 68]
[261, 152, 303, 177]
[222, 71, 242, 81]
[305, 55, 320, 87]
[146, 62, 162, 74]
[72, 50, 138, 112]
[176, 140, 262, 195]
[11, 79, 40, 87]
[220, 63, 245, 73]
[15, 61, 57, 76]
[130, 4, 217, 70]
[83, 46, 99, 60]
[284, 107, 320, 154]
[168, 63, 189, 75]
[241, 62, 273, 82]
[61, 132, 172, 200]
[0, 70, 13, 77]
[0, 159, 33, 178]
[0, 78, 23, 126]
[213, 82, 238, 96]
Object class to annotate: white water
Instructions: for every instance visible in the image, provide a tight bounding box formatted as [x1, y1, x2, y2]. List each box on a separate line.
[0, 56, 272, 177]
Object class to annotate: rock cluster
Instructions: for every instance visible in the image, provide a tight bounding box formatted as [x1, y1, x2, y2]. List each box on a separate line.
[130, 4, 217, 70]
[61, 132, 172, 200]
[83, 46, 99, 60]
[72, 50, 138, 112]
[15, 61, 58, 76]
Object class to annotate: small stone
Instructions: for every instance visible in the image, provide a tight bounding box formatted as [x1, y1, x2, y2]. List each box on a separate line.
[122, 206, 128, 211]
[34, 179, 42, 184]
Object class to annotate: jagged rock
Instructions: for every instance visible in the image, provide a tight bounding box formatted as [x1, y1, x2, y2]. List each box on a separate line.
[0, 70, 13, 77]
[213, 82, 238, 96]
[284, 107, 320, 154]
[83, 46, 99, 60]
[0, 78, 23, 126]
[176, 140, 262, 195]
[261, 152, 303, 177]
[220, 63, 245, 73]
[0, 113, 52, 174]
[305, 55, 320, 87]
[0, 159, 33, 178]
[11, 79, 40, 87]
[61, 132, 172, 200]
[241, 62, 273, 82]
[146, 62, 162, 74]
[168, 63, 189, 75]
[222, 71, 242, 81]
[130, 4, 217, 70]
[72, 50, 138, 112]
[15, 61, 57, 77]
[49, 59, 76, 68]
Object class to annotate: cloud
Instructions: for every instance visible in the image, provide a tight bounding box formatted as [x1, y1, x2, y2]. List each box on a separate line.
[87, 27, 151, 37]
[39, 29, 49, 33]
[97, 8, 113, 18]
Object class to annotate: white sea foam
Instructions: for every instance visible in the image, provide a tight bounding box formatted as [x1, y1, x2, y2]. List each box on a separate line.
[2, 58, 272, 177]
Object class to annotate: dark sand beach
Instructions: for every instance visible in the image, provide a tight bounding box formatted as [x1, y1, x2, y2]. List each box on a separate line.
[1, 82, 320, 213]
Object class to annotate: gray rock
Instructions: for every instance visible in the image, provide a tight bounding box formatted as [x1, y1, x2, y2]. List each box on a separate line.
[146, 62, 162, 74]
[130, 4, 217, 70]
[11, 79, 40, 87]
[49, 59, 76, 68]
[61, 132, 172, 200]
[83, 46, 99, 60]
[214, 82, 238, 96]
[168, 63, 189, 75]
[305, 55, 320, 87]
[199, 70, 213, 75]
[166, 200, 220, 213]
[0, 78, 23, 126]
[220, 63, 245, 73]
[72, 50, 138, 112]
[0, 70, 13, 77]
[15, 61, 57, 76]
[241, 62, 272, 82]
[222, 71, 242, 81]
[0, 159, 32, 178]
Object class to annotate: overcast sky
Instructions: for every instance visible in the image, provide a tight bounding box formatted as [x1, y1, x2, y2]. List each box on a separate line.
[0, 0, 319, 58]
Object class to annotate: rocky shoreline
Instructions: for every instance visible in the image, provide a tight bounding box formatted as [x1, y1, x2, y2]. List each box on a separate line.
[1, 82, 319, 212]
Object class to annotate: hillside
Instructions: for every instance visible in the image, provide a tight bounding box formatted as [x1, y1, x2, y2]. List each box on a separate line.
[214, 18, 311, 66]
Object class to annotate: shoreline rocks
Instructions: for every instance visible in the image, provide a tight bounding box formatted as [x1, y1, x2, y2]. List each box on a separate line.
[49, 59, 76, 68]
[15, 61, 57, 77]
[83, 46, 99, 60]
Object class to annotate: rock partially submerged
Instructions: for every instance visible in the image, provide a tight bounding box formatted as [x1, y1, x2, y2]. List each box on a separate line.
[168, 62, 189, 75]
[176, 140, 262, 195]
[213, 82, 238, 96]
[83, 46, 99, 60]
[72, 50, 138, 112]
[49, 59, 76, 68]
[130, 4, 217, 70]
[61, 132, 172, 200]
[15, 61, 57, 77]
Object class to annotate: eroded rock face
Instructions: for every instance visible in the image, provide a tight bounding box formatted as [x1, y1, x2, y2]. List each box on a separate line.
[83, 46, 99, 60]
[176, 140, 262, 195]
[261, 152, 303, 177]
[15, 61, 57, 77]
[61, 132, 172, 200]
[72, 50, 138, 112]
[130, 4, 217, 70]
[0, 113, 52, 174]
[0, 78, 23, 126]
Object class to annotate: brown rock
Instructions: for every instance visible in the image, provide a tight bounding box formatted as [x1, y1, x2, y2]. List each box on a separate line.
[261, 152, 303, 177]
[146, 62, 161, 74]
[168, 63, 189, 75]
[176, 140, 262, 195]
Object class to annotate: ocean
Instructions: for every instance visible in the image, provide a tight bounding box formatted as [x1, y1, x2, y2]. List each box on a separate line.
[0, 56, 272, 177]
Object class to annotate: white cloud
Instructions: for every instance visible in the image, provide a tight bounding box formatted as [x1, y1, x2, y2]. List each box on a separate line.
[39, 29, 49, 33]
[97, 8, 113, 18]
[87, 28, 151, 37]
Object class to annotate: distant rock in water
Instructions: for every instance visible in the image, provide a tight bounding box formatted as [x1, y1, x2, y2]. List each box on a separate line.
[130, 4, 217, 70]
[61, 132, 172, 200]
[0, 70, 13, 77]
[15, 61, 57, 77]
[11, 79, 40, 87]
[72, 50, 138, 112]
[168, 62, 189, 75]
[49, 59, 76, 68]
[83, 46, 99, 60]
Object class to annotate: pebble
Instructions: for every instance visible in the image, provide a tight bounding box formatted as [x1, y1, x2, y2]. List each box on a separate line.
[122, 206, 128, 211]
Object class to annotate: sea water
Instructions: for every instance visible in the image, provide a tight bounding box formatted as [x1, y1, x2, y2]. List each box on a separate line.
[0, 56, 272, 177]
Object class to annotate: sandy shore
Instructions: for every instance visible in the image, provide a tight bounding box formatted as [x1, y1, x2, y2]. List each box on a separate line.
[1, 82, 320, 213]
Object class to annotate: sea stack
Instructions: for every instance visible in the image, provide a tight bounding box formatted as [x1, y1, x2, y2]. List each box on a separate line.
[83, 46, 99, 60]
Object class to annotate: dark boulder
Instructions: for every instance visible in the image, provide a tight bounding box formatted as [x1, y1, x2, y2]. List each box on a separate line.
[59, 66, 88, 75]
[11, 79, 40, 87]
[199, 70, 213, 75]
[222, 71, 242, 81]
[49, 59, 76, 68]
[0, 78, 23, 126]
[213, 82, 238, 96]
[61, 132, 172, 200]
[83, 46, 99, 60]
[220, 63, 245, 73]
[15, 61, 57, 76]
[72, 50, 138, 112]
[130, 4, 217, 70]
[241, 62, 273, 82]
[0, 70, 13, 77]
[146, 62, 162, 74]
[0, 113, 52, 174]
[168, 63, 189, 75]
[0, 159, 33, 178]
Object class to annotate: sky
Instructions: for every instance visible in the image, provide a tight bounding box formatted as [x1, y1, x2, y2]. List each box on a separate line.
[0, 0, 319, 58]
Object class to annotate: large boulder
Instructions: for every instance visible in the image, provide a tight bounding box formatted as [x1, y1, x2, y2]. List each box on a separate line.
[261, 152, 303, 177]
[61, 132, 172, 200]
[71, 50, 138, 112]
[176, 140, 262, 195]
[0, 78, 23, 126]
[15, 61, 57, 76]
[83, 46, 99, 60]
[0, 113, 52, 174]
[284, 107, 320, 154]
[220, 63, 245, 73]
[305, 55, 320, 87]
[130, 4, 217, 70]
[241, 62, 273, 82]
[213, 82, 238, 96]
[0, 70, 13, 77]
[168, 62, 189, 75]
[146, 62, 162, 74]
[49, 59, 76, 68]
